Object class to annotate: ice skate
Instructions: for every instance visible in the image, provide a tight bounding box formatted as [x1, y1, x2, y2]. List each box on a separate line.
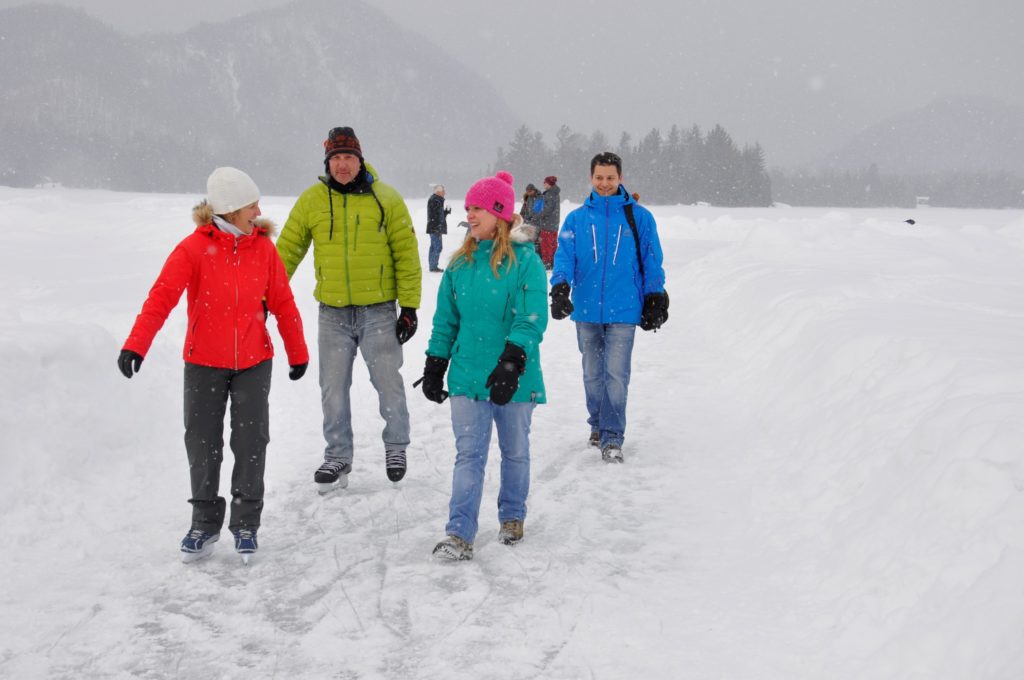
[314, 460, 351, 494]
[180, 529, 219, 563]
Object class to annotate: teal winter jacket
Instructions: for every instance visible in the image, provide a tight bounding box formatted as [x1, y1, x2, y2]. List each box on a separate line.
[426, 225, 548, 403]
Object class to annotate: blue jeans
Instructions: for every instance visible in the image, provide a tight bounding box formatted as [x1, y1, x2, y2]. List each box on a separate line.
[445, 396, 535, 543]
[575, 322, 636, 448]
[318, 301, 410, 465]
[428, 233, 443, 270]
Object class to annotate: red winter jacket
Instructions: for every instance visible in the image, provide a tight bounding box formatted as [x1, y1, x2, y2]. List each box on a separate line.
[123, 203, 309, 370]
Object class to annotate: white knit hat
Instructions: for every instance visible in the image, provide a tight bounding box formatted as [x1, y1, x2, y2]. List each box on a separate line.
[207, 167, 260, 214]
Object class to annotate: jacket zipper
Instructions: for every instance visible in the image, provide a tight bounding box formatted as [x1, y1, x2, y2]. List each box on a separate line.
[343, 194, 352, 306]
[233, 238, 239, 370]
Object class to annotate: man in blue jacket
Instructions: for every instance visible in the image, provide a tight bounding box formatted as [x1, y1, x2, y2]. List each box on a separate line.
[549, 152, 669, 463]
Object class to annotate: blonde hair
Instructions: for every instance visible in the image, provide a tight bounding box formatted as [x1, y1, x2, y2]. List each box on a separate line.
[450, 213, 523, 276]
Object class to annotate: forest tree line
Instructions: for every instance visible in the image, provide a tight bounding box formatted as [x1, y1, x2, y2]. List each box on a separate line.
[493, 125, 1024, 209]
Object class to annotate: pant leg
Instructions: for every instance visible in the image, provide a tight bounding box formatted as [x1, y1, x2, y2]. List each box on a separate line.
[183, 363, 231, 533]
[319, 304, 358, 465]
[575, 322, 606, 433]
[494, 401, 535, 523]
[445, 396, 493, 543]
[226, 359, 272, 532]
[428, 233, 442, 270]
[356, 302, 411, 454]
[597, 324, 636, 447]
[540, 231, 558, 267]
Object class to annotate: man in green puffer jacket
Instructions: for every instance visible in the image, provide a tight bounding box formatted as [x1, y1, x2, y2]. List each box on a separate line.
[276, 126, 422, 490]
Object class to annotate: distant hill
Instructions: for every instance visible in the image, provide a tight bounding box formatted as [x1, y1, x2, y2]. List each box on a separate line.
[821, 95, 1024, 176]
[0, 0, 520, 195]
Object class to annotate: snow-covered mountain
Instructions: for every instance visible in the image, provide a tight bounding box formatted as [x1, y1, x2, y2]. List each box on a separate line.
[821, 95, 1024, 176]
[0, 0, 519, 194]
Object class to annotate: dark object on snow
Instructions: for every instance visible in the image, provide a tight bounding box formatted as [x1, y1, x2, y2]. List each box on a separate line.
[905, 219, 916, 225]
[118, 349, 143, 378]
[416, 355, 449, 403]
[550, 282, 573, 319]
[396, 307, 418, 344]
[289, 363, 307, 381]
[485, 342, 526, 405]
[640, 291, 670, 332]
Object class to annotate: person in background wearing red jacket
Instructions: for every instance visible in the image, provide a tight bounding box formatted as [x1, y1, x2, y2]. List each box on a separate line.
[117, 167, 309, 564]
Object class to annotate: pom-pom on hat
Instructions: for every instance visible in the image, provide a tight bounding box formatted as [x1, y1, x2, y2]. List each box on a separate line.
[465, 171, 515, 222]
[324, 126, 363, 160]
[207, 167, 260, 215]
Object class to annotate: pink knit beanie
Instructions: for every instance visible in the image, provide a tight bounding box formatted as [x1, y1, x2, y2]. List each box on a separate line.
[464, 171, 515, 222]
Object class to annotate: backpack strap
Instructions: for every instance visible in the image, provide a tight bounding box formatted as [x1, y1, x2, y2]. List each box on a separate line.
[623, 202, 645, 282]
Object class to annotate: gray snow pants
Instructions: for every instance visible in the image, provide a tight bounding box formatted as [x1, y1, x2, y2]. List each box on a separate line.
[183, 359, 272, 534]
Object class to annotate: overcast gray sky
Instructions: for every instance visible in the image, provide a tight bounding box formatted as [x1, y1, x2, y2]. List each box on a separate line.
[3, 0, 1022, 167]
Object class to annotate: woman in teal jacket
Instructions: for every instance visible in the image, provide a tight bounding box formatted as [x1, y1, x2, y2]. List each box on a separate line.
[418, 171, 548, 560]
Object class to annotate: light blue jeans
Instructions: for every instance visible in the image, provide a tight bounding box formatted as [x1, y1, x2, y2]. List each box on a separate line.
[445, 396, 535, 544]
[318, 301, 410, 465]
[575, 322, 636, 448]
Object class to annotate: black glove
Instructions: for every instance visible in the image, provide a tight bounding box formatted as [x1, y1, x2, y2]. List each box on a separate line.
[444, 207, 451, 216]
[485, 342, 526, 405]
[414, 355, 449, 403]
[289, 363, 307, 381]
[640, 291, 670, 331]
[550, 282, 573, 320]
[117, 349, 143, 379]
[396, 307, 418, 344]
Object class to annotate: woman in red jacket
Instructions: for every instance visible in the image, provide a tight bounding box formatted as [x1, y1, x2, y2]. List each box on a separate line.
[118, 167, 309, 564]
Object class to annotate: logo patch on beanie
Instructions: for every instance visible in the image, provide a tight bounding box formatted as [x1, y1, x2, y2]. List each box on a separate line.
[493, 201, 505, 213]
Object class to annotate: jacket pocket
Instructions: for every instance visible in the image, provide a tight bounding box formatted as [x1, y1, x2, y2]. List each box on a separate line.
[186, 318, 200, 357]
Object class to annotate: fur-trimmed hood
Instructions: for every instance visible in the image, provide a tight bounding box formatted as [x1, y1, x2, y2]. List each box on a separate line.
[512, 221, 537, 244]
[191, 200, 277, 237]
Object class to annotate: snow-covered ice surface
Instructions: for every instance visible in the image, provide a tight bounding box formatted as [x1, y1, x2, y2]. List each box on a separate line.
[1, 187, 1022, 679]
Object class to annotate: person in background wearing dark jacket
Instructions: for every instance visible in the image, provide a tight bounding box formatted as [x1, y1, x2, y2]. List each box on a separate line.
[118, 167, 309, 563]
[426, 184, 451, 272]
[534, 175, 561, 269]
[548, 152, 669, 463]
[519, 183, 541, 252]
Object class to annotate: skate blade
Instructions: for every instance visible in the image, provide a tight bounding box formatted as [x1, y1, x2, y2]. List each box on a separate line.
[317, 475, 349, 495]
[181, 546, 215, 564]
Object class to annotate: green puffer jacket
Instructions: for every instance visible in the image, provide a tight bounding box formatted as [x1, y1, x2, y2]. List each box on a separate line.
[426, 226, 548, 403]
[276, 164, 422, 309]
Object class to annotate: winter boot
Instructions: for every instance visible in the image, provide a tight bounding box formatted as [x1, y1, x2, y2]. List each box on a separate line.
[314, 460, 351, 494]
[588, 431, 600, 448]
[385, 450, 407, 483]
[498, 520, 524, 545]
[180, 529, 219, 563]
[601, 443, 624, 464]
[432, 535, 474, 561]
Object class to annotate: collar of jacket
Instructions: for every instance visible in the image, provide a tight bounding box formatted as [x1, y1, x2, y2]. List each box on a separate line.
[320, 163, 376, 195]
[194, 222, 264, 246]
[474, 224, 536, 251]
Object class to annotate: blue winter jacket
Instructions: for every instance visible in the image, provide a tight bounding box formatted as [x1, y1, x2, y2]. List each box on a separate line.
[550, 185, 666, 324]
